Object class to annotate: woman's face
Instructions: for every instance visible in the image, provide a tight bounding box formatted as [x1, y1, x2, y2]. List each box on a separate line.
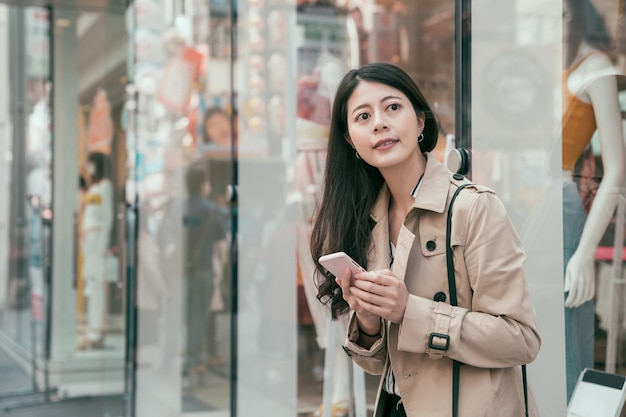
[205, 112, 232, 147]
[345, 81, 423, 172]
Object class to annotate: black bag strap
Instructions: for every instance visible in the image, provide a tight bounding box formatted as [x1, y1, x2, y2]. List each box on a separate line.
[523, 363, 529, 417]
[445, 184, 529, 417]
[446, 184, 469, 307]
[446, 184, 468, 417]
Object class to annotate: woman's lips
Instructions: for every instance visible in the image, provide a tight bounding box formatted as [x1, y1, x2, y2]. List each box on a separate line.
[374, 139, 398, 149]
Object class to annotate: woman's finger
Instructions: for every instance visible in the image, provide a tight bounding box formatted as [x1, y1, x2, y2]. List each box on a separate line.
[336, 269, 360, 310]
[353, 269, 398, 285]
[336, 268, 352, 290]
[351, 286, 384, 307]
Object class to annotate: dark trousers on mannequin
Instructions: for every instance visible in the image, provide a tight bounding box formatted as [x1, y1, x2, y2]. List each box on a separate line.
[563, 182, 595, 401]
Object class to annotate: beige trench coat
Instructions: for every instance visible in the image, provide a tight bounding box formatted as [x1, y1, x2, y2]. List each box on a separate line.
[343, 154, 541, 417]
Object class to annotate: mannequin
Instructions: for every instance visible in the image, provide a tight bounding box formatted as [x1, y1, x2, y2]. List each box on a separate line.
[79, 152, 114, 349]
[561, 0, 625, 400]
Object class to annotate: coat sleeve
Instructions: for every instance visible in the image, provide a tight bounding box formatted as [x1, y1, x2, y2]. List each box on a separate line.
[342, 311, 388, 375]
[397, 191, 541, 368]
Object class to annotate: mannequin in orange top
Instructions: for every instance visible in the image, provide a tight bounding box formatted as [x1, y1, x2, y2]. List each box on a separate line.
[561, 0, 625, 400]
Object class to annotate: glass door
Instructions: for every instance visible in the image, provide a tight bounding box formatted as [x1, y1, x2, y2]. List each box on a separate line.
[49, 3, 128, 416]
[0, 3, 130, 416]
[128, 0, 234, 416]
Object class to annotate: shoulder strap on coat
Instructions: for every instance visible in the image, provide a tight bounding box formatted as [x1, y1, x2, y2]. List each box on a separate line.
[446, 184, 470, 307]
[446, 183, 528, 417]
[446, 184, 469, 417]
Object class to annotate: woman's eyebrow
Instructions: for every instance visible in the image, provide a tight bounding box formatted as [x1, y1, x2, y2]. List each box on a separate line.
[350, 103, 370, 116]
[350, 95, 403, 116]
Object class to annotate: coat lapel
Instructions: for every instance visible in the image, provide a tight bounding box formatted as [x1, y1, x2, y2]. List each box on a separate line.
[368, 153, 453, 280]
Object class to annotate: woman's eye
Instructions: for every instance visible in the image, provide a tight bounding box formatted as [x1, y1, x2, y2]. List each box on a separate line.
[388, 103, 399, 111]
[357, 113, 370, 121]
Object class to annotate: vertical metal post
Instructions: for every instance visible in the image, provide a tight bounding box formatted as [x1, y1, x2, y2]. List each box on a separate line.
[229, 1, 238, 416]
[42, 213, 52, 403]
[123, 202, 138, 417]
[8, 0, 27, 344]
[455, 0, 472, 167]
[43, 5, 54, 404]
[123, 4, 138, 415]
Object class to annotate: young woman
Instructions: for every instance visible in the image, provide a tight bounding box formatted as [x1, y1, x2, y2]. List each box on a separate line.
[310, 63, 541, 417]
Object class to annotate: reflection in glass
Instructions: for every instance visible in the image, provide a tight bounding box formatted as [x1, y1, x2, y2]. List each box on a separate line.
[131, 1, 233, 415]
[295, 2, 351, 415]
[181, 163, 228, 390]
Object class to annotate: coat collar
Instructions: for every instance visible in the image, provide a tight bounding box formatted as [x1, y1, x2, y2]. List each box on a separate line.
[369, 153, 452, 222]
[411, 153, 454, 213]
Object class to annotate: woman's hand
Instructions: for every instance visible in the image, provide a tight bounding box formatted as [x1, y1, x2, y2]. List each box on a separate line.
[336, 269, 380, 333]
[336, 268, 409, 325]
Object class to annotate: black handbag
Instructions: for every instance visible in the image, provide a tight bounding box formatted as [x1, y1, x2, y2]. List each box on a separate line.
[446, 184, 529, 417]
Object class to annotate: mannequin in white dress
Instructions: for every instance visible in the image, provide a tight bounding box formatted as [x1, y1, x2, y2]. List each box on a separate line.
[80, 152, 114, 349]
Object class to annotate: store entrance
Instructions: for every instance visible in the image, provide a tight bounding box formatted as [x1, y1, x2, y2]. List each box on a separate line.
[0, 1, 130, 416]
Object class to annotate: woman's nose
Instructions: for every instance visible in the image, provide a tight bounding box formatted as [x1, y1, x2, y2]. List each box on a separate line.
[373, 113, 388, 131]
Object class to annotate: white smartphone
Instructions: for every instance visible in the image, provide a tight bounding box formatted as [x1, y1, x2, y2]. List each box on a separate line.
[318, 251, 366, 278]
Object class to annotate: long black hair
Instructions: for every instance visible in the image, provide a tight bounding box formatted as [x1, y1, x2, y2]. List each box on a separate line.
[87, 152, 110, 184]
[310, 62, 438, 319]
[564, 0, 615, 68]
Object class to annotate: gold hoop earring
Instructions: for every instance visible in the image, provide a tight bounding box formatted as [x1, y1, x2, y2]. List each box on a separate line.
[418, 133, 424, 143]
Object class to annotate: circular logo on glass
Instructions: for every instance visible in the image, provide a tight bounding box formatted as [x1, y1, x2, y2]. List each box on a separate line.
[481, 49, 550, 130]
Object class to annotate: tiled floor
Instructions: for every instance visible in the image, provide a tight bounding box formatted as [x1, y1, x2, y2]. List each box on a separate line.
[0, 348, 31, 395]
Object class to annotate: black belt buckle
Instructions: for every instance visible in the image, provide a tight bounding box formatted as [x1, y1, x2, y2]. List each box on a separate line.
[428, 332, 450, 350]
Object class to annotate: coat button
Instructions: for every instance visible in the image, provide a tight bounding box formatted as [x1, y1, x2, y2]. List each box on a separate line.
[426, 240, 436, 251]
[434, 291, 446, 302]
[453, 173, 464, 180]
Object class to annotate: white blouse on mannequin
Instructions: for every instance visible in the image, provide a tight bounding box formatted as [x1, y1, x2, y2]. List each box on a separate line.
[81, 178, 114, 295]
[563, 48, 625, 308]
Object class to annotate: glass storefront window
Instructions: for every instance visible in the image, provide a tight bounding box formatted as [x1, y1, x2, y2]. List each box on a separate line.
[474, 0, 625, 416]
[290, 1, 457, 415]
[0, 4, 52, 397]
[558, 0, 626, 405]
[130, 1, 233, 415]
[1, 1, 625, 417]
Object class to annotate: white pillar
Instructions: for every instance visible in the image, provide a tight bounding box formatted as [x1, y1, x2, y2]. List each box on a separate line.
[50, 9, 79, 361]
[0, 5, 11, 310]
